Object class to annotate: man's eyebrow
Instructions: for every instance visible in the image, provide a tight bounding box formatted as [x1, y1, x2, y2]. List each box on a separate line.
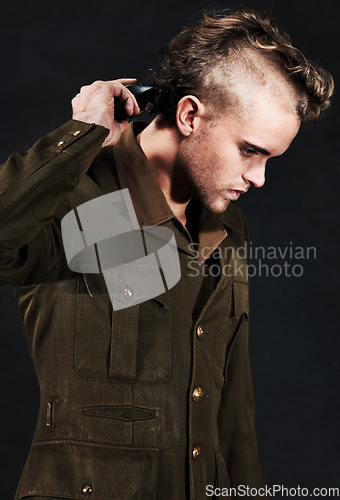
[244, 141, 271, 156]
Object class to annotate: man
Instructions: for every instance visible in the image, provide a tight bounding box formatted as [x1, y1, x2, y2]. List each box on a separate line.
[0, 8, 333, 500]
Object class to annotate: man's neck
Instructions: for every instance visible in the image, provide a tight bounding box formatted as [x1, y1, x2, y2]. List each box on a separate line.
[139, 118, 191, 226]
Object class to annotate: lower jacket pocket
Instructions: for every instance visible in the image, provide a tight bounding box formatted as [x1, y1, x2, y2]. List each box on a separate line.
[17, 440, 160, 500]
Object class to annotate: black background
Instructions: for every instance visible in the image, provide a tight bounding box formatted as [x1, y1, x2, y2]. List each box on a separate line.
[0, 0, 339, 497]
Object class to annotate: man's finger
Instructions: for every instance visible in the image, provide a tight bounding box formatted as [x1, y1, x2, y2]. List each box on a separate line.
[109, 81, 140, 116]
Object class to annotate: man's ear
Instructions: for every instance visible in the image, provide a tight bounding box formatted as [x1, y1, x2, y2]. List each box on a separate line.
[176, 95, 206, 137]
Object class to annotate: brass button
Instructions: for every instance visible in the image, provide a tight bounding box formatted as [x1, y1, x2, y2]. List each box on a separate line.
[196, 325, 204, 338]
[82, 484, 93, 495]
[57, 140, 65, 146]
[123, 285, 133, 298]
[192, 386, 204, 403]
[192, 445, 201, 460]
[72, 130, 82, 136]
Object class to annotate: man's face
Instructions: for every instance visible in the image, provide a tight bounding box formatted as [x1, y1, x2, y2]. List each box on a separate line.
[177, 96, 301, 213]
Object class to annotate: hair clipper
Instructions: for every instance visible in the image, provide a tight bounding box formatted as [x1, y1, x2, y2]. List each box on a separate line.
[114, 83, 164, 121]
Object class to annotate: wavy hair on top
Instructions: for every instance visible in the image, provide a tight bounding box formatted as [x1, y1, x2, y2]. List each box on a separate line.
[150, 9, 334, 122]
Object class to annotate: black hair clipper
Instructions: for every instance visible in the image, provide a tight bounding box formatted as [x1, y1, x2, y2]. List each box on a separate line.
[114, 83, 164, 121]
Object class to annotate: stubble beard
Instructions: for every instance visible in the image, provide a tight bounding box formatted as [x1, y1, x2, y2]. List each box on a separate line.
[177, 137, 230, 215]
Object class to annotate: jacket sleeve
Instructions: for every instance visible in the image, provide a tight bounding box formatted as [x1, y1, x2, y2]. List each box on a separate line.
[0, 120, 109, 286]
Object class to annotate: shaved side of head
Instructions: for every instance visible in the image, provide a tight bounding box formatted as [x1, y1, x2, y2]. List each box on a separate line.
[201, 44, 303, 123]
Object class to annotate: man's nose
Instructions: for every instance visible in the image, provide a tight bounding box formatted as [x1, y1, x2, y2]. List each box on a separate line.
[243, 162, 266, 188]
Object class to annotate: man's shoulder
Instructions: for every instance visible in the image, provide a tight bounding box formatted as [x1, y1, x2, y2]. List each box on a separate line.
[56, 146, 120, 222]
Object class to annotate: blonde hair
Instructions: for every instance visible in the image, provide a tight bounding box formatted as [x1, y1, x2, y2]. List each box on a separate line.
[151, 9, 334, 122]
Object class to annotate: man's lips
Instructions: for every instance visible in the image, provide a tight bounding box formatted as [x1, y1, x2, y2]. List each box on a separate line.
[226, 189, 248, 201]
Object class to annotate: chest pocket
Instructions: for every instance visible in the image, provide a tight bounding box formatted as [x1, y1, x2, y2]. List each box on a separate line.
[214, 279, 249, 389]
[74, 274, 171, 383]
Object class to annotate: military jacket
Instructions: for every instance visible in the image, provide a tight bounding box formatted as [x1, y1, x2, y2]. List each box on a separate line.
[0, 120, 264, 499]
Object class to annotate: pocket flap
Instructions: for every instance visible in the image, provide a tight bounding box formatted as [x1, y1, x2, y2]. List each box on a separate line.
[18, 440, 159, 499]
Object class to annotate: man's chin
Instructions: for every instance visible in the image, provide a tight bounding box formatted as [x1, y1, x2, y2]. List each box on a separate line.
[202, 197, 230, 214]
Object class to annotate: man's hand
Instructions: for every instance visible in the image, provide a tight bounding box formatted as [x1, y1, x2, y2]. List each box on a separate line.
[72, 79, 141, 147]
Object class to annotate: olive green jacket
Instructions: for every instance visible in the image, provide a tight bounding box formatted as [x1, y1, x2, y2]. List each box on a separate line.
[0, 120, 264, 499]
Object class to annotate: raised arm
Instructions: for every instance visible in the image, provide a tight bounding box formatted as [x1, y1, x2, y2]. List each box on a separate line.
[0, 79, 140, 285]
